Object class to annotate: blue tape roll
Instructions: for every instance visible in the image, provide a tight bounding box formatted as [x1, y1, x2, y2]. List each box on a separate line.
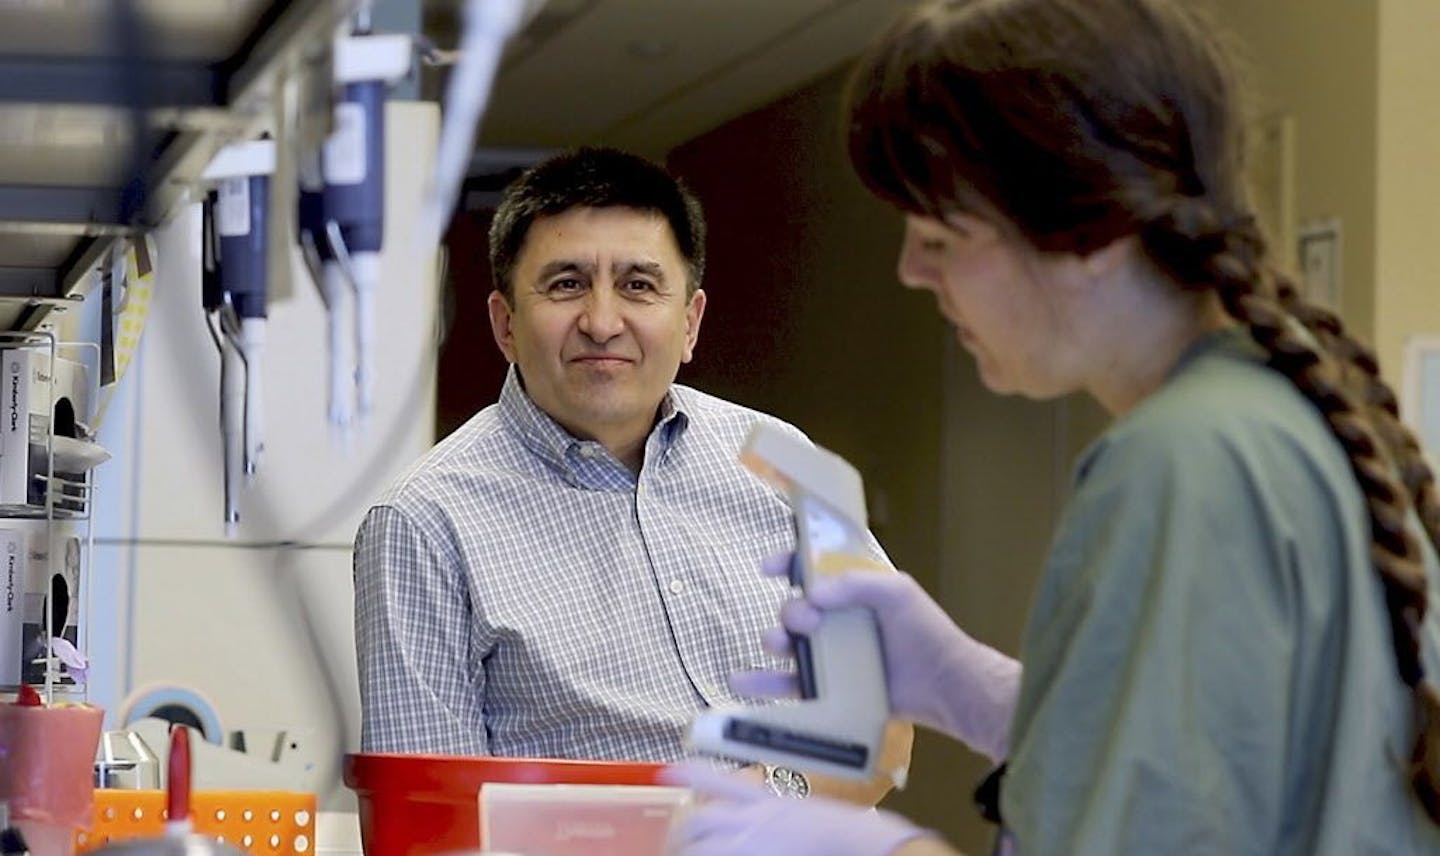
[120, 684, 224, 746]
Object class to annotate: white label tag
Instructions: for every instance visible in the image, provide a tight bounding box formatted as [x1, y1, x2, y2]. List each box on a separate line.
[217, 177, 251, 237]
[324, 102, 368, 186]
[0, 533, 23, 685]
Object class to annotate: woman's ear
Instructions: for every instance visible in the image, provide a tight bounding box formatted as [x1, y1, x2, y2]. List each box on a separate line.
[1082, 234, 1140, 281]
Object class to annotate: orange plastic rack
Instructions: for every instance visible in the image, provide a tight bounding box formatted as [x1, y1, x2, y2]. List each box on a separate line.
[75, 790, 317, 854]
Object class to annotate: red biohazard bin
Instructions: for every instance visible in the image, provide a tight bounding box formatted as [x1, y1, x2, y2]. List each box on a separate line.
[343, 752, 666, 855]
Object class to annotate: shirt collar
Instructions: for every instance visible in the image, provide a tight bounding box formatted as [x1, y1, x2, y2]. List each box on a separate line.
[498, 365, 692, 486]
[1165, 324, 1255, 380]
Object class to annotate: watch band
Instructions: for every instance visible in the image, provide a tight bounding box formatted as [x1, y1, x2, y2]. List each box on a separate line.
[763, 764, 811, 799]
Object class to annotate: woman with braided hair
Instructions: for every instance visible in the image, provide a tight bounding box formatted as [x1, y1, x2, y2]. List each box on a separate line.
[664, 0, 1440, 853]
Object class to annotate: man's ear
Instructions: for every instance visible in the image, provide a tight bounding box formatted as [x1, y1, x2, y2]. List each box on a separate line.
[487, 290, 518, 363]
[681, 288, 706, 364]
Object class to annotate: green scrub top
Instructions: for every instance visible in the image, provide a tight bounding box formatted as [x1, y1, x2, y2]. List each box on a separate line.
[1001, 328, 1440, 854]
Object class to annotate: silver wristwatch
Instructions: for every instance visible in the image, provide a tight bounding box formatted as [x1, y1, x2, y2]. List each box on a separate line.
[763, 764, 811, 799]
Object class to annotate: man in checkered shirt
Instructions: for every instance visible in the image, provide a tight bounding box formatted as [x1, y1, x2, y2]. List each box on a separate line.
[354, 147, 910, 804]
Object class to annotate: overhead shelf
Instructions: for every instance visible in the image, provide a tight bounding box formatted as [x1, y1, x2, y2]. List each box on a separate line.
[0, 0, 354, 331]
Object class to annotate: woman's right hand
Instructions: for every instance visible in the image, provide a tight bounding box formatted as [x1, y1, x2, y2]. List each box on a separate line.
[733, 555, 1021, 763]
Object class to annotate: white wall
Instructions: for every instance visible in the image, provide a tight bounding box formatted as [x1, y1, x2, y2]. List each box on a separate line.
[1375, 0, 1440, 406]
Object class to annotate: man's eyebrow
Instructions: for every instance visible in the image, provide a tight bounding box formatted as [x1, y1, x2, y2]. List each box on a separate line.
[614, 260, 666, 279]
[535, 259, 595, 281]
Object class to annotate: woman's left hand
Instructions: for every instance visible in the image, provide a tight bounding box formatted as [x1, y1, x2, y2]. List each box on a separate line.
[663, 762, 932, 856]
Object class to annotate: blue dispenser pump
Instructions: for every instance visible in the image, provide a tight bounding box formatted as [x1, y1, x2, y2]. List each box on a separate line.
[200, 138, 277, 534]
[322, 75, 384, 420]
[295, 2, 527, 440]
[200, 189, 244, 535]
[298, 143, 357, 437]
[319, 23, 411, 430]
[217, 168, 269, 479]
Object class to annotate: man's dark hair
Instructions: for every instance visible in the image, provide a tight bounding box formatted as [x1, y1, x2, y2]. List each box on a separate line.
[488, 146, 707, 299]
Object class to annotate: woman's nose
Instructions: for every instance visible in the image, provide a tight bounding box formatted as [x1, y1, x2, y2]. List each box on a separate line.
[896, 236, 933, 291]
[892, 220, 938, 289]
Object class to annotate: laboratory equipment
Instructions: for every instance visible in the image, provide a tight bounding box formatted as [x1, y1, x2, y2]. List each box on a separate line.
[200, 139, 277, 532]
[344, 752, 664, 855]
[94, 729, 160, 790]
[298, 16, 412, 439]
[417, 0, 531, 253]
[687, 424, 893, 780]
[199, 191, 244, 535]
[88, 727, 247, 855]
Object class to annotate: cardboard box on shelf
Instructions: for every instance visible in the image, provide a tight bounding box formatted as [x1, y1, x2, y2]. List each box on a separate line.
[0, 519, 85, 692]
[20, 528, 83, 688]
[0, 348, 91, 512]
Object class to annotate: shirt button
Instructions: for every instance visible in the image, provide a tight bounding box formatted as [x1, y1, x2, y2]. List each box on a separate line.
[668, 579, 685, 594]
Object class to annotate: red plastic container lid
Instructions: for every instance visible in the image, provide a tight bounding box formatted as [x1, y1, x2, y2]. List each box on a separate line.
[344, 752, 666, 793]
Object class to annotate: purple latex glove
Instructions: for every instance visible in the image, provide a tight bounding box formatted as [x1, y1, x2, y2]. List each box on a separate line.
[663, 762, 933, 856]
[731, 555, 1021, 763]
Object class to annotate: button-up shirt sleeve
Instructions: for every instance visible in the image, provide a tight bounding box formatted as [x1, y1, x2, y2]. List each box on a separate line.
[355, 504, 489, 754]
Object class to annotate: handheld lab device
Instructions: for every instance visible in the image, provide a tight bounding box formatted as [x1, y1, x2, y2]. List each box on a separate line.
[687, 424, 891, 780]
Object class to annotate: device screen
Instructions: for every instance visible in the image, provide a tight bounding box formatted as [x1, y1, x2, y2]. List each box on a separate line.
[796, 494, 868, 581]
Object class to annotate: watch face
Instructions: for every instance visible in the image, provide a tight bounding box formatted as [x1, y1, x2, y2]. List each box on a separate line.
[766, 765, 811, 799]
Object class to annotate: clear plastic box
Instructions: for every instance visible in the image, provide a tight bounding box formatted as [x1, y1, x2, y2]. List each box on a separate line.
[479, 783, 690, 856]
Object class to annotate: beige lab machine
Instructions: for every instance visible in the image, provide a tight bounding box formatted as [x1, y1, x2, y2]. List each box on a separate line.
[687, 424, 891, 780]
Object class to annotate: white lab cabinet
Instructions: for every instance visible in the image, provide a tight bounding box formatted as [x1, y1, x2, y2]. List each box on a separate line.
[89, 102, 441, 808]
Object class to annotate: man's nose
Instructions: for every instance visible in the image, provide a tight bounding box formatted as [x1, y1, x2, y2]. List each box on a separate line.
[578, 286, 625, 341]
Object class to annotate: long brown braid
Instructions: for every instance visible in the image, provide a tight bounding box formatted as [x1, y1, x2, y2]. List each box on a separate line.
[843, 0, 1440, 821]
[1145, 198, 1440, 818]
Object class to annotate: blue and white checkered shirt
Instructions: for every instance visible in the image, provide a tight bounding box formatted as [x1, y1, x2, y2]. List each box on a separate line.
[355, 367, 847, 760]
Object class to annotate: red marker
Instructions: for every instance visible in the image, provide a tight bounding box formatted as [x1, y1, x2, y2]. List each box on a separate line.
[166, 725, 193, 837]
